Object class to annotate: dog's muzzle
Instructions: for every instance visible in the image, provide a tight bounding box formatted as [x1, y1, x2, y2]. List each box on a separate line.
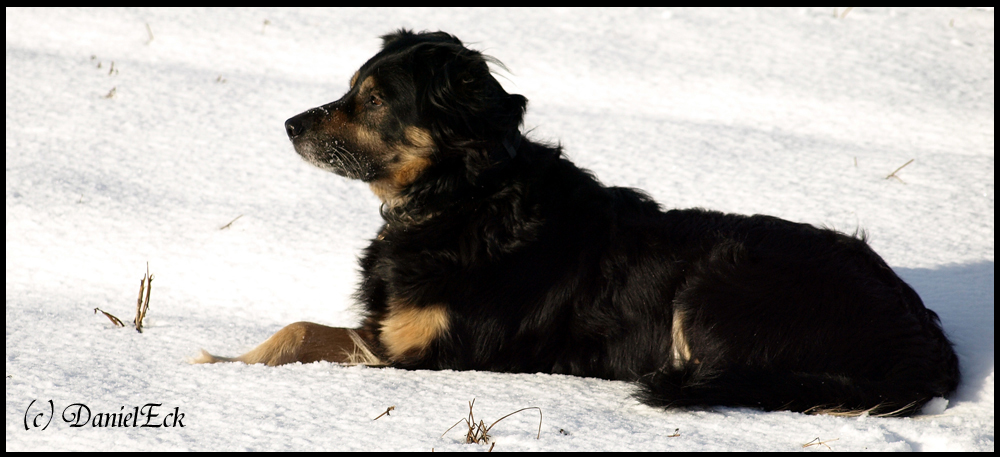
[284, 106, 328, 140]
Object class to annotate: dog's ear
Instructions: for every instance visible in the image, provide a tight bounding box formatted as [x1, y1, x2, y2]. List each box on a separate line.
[414, 43, 527, 155]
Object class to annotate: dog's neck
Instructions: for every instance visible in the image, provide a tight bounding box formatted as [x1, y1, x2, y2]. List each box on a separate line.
[501, 131, 522, 159]
[374, 131, 527, 227]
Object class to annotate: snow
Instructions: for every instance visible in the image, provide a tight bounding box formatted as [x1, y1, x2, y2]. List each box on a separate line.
[5, 7, 993, 452]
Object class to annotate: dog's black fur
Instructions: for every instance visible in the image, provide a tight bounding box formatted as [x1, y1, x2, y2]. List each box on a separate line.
[281, 30, 959, 416]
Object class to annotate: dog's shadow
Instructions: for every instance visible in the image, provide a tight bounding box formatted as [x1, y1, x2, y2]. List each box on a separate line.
[897, 261, 994, 404]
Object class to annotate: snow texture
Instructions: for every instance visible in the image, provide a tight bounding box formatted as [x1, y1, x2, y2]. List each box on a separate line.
[6, 7, 994, 452]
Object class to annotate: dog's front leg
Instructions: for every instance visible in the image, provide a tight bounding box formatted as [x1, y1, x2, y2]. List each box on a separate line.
[193, 323, 383, 366]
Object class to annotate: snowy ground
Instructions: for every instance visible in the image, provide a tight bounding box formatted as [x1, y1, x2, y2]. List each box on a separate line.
[5, 7, 993, 452]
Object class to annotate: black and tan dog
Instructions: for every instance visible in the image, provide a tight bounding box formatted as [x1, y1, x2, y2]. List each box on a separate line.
[197, 29, 960, 416]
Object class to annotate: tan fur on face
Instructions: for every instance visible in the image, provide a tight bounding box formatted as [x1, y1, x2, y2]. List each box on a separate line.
[369, 126, 436, 206]
[350, 70, 359, 89]
[354, 124, 382, 149]
[379, 298, 450, 362]
[390, 127, 435, 187]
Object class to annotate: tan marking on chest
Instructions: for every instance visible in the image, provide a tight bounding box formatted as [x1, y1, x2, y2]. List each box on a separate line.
[379, 300, 450, 361]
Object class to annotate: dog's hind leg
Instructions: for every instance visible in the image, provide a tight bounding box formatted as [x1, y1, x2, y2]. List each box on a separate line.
[192, 322, 384, 366]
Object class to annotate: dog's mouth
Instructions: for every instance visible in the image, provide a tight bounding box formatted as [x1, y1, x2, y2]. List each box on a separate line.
[292, 139, 379, 181]
[285, 108, 381, 181]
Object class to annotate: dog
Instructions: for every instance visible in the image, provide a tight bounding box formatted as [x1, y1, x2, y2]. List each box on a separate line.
[196, 29, 960, 417]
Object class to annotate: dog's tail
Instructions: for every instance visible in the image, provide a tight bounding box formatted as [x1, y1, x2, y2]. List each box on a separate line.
[634, 361, 950, 417]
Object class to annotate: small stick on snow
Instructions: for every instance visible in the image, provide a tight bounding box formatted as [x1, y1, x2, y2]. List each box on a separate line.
[94, 307, 125, 327]
[134, 263, 153, 333]
[219, 214, 243, 230]
[373, 406, 395, 421]
[802, 437, 839, 450]
[885, 159, 915, 182]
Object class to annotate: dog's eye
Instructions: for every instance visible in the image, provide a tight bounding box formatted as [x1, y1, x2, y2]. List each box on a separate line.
[368, 95, 383, 107]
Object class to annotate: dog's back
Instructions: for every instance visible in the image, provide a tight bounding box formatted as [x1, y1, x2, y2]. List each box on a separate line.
[625, 207, 961, 416]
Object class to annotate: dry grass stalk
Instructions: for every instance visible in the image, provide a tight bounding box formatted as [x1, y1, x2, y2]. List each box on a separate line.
[219, 214, 243, 230]
[802, 437, 839, 450]
[666, 428, 680, 438]
[373, 406, 396, 421]
[134, 263, 153, 333]
[94, 307, 125, 327]
[806, 399, 919, 418]
[441, 399, 542, 446]
[93, 264, 154, 331]
[885, 159, 915, 183]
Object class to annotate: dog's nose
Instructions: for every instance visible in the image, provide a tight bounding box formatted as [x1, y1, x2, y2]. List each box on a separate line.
[285, 107, 328, 139]
[284, 115, 310, 140]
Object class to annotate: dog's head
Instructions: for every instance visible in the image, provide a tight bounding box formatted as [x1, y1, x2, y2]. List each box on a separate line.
[285, 29, 527, 205]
